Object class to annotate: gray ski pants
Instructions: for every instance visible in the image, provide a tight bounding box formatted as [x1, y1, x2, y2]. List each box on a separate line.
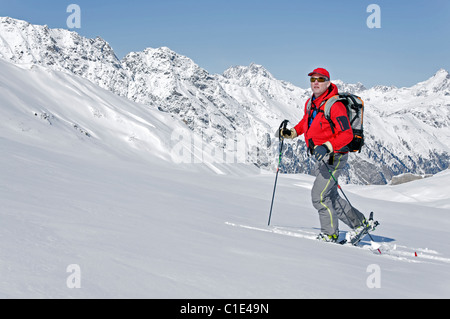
[311, 153, 365, 236]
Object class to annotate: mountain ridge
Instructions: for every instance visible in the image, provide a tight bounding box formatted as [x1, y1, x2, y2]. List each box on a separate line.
[1, 16, 449, 184]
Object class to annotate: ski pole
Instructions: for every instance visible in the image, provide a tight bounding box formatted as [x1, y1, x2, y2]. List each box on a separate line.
[268, 120, 289, 226]
[321, 159, 379, 248]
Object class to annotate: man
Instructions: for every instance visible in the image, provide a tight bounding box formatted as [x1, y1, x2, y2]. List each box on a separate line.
[282, 67, 371, 243]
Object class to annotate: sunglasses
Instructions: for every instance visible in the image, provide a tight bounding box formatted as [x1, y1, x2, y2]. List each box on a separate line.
[310, 77, 329, 83]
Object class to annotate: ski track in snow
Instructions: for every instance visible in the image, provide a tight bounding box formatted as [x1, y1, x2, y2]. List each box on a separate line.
[225, 222, 450, 265]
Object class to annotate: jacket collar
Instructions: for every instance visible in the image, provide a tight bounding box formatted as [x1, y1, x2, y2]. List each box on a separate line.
[311, 83, 338, 108]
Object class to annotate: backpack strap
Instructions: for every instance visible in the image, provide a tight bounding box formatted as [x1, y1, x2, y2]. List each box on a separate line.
[306, 94, 346, 134]
[323, 95, 342, 119]
[322, 95, 343, 134]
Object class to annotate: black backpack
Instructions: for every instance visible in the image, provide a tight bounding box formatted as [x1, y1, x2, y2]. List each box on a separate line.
[307, 92, 365, 153]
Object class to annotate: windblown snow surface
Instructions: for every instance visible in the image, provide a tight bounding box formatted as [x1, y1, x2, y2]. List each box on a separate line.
[1, 59, 450, 299]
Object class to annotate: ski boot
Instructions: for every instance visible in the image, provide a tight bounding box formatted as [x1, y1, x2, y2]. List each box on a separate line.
[345, 212, 379, 245]
[317, 232, 339, 243]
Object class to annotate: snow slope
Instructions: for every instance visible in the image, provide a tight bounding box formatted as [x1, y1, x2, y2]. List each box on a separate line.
[1, 58, 450, 298]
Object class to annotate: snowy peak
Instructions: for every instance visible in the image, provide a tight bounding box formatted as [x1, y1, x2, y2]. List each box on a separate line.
[220, 62, 308, 113]
[124, 46, 199, 75]
[0, 16, 54, 63]
[122, 45, 249, 137]
[429, 68, 450, 82]
[223, 63, 275, 81]
[123, 46, 212, 89]
[411, 68, 450, 96]
[332, 79, 367, 94]
[0, 16, 118, 65]
[333, 69, 450, 96]
[0, 16, 128, 95]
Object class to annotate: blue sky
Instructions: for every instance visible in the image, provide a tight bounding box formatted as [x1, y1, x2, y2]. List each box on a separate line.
[2, 0, 449, 88]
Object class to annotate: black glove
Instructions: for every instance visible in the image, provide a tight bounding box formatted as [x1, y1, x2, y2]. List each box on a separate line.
[280, 128, 297, 139]
[314, 144, 331, 161]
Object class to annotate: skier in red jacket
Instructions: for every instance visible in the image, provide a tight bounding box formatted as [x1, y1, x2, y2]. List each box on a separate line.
[281, 68, 370, 242]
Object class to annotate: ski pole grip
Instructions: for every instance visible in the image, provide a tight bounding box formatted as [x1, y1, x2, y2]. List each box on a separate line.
[278, 119, 289, 139]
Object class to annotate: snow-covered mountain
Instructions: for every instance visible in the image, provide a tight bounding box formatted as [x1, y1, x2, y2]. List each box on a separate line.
[1, 16, 449, 184]
[122, 47, 250, 143]
[1, 17, 450, 299]
[0, 17, 128, 96]
[350, 70, 450, 184]
[219, 63, 450, 184]
[0, 58, 176, 164]
[1, 58, 449, 297]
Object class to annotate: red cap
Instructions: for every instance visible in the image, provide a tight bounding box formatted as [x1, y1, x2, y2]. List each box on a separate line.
[308, 68, 330, 79]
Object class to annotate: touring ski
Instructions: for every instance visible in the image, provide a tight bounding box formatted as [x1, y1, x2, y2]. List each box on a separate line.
[339, 212, 379, 246]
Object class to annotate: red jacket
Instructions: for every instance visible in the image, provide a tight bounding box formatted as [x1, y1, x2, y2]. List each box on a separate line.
[293, 83, 353, 152]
